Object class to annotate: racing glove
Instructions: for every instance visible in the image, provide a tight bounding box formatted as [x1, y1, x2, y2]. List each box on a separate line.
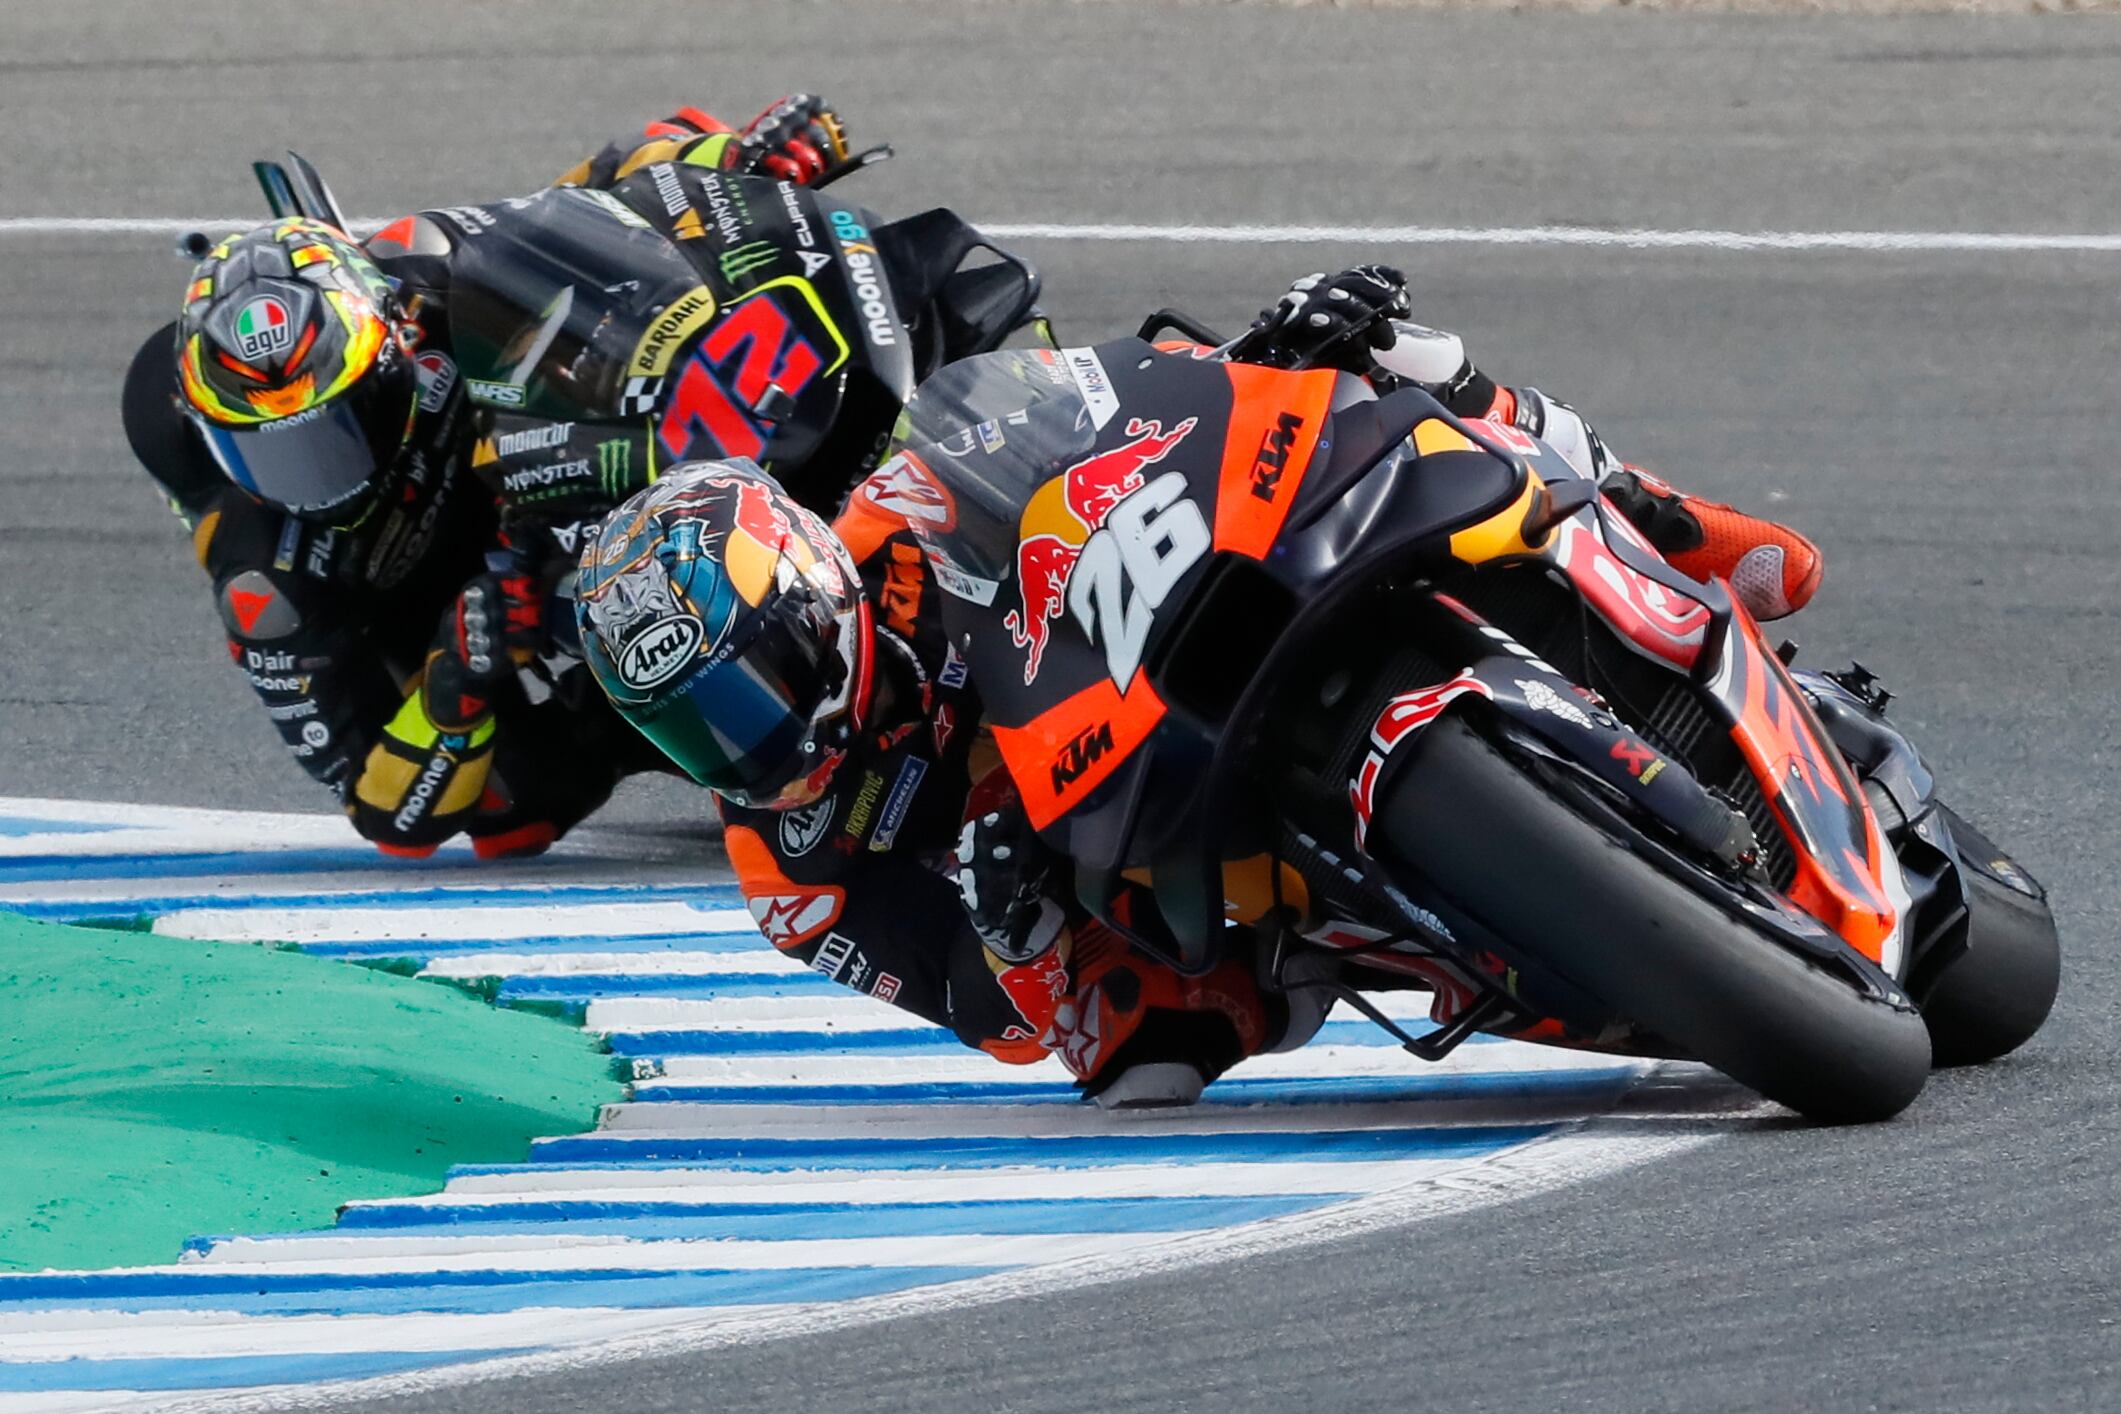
[738, 94, 852, 185]
[953, 780, 1065, 965]
[1233, 265, 1412, 374]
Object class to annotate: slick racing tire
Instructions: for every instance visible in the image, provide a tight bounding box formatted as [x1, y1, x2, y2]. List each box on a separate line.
[1372, 716, 1931, 1125]
[1918, 806, 2061, 1068]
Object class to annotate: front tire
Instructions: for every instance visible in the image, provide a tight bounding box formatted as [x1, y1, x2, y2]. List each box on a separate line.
[1919, 808, 2060, 1067]
[1372, 716, 1931, 1124]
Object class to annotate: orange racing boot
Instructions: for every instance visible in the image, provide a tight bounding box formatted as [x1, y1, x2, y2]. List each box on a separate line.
[1602, 466, 1823, 622]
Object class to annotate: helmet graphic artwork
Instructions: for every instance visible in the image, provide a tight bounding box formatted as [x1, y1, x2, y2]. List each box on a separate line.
[175, 218, 419, 525]
[576, 460, 872, 810]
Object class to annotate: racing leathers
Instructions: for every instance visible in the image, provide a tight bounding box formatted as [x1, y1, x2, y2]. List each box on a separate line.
[715, 482, 1278, 1099]
[121, 98, 855, 857]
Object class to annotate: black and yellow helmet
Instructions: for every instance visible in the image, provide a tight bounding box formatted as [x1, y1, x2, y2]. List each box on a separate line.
[176, 218, 416, 525]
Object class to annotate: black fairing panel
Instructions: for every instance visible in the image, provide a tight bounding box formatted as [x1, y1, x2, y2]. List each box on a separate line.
[903, 341, 1529, 950]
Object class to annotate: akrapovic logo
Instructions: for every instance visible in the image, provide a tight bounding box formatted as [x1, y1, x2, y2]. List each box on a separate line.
[829, 209, 897, 349]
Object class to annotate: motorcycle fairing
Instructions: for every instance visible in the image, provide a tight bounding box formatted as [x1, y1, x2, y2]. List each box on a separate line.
[907, 344, 1546, 953]
[443, 172, 917, 480]
[1510, 444, 1909, 970]
[1706, 601, 1907, 971]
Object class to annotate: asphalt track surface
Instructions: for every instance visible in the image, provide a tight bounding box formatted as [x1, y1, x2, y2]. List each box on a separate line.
[2, 3, 2118, 1410]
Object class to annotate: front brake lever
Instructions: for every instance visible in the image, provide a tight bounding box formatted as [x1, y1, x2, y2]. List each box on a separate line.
[811, 144, 893, 191]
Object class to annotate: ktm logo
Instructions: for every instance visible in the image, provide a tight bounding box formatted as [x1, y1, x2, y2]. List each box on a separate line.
[1050, 721, 1116, 794]
[1249, 411, 1304, 503]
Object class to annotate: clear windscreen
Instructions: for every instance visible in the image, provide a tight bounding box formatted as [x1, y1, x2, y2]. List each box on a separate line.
[445, 187, 707, 422]
[889, 347, 1096, 583]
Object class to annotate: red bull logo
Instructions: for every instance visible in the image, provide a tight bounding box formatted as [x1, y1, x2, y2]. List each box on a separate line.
[994, 948, 1070, 1039]
[1003, 416, 1198, 683]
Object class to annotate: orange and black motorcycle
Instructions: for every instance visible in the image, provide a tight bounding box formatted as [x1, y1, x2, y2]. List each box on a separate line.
[885, 315, 2059, 1123]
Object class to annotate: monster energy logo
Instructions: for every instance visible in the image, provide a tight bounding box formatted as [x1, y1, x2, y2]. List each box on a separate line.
[598, 438, 635, 498]
[719, 240, 777, 284]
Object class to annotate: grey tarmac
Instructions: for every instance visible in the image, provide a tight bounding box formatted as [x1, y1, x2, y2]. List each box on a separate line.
[1, 3, 2116, 1411]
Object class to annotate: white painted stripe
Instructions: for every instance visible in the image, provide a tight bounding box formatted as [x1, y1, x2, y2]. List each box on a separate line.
[422, 1157, 1481, 1205]
[8, 215, 2121, 254]
[420, 950, 800, 980]
[589, 988, 1437, 1036]
[196, 1123, 1723, 1410]
[0, 1305, 748, 1365]
[588, 995, 931, 1033]
[983, 221, 2121, 252]
[643, 1040, 1627, 1087]
[155, 903, 752, 944]
[0, 796, 713, 869]
[149, 1231, 1154, 1275]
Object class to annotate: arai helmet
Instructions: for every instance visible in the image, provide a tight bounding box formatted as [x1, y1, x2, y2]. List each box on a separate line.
[576, 460, 871, 810]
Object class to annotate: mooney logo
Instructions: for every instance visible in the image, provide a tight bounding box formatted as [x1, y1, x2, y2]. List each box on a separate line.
[829, 208, 897, 348]
[1049, 721, 1115, 793]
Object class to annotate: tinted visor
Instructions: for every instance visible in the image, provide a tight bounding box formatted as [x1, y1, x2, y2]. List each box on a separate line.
[197, 349, 415, 522]
[629, 594, 843, 806]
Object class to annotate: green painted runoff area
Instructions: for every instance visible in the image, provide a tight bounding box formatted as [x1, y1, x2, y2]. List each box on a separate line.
[0, 913, 620, 1272]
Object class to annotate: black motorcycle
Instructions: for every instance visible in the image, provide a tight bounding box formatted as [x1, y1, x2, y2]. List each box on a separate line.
[886, 320, 2059, 1124]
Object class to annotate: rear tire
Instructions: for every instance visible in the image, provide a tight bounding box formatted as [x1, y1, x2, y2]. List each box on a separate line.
[1373, 717, 1931, 1124]
[1920, 808, 2060, 1067]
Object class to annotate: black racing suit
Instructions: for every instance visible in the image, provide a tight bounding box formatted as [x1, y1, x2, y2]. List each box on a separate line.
[717, 480, 1275, 1079]
[119, 109, 839, 857]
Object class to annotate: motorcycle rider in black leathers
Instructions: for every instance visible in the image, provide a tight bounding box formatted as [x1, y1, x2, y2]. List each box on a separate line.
[119, 97, 881, 859]
[568, 264, 1832, 1105]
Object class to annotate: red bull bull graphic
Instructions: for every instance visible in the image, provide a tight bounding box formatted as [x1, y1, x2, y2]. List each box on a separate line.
[1003, 416, 1199, 684]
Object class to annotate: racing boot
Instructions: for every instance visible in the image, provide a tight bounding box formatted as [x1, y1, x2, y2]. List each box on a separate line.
[1600, 466, 1823, 622]
[1059, 922, 1273, 1110]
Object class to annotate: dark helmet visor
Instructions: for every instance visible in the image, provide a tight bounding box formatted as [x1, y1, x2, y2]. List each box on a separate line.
[195, 348, 415, 522]
[626, 594, 842, 807]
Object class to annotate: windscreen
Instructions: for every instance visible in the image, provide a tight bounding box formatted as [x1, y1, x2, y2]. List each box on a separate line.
[889, 347, 1097, 587]
[445, 187, 710, 422]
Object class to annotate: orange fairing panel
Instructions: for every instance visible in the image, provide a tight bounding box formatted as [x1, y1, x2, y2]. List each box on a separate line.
[1212, 363, 1337, 560]
[1718, 598, 1897, 960]
[992, 675, 1169, 830]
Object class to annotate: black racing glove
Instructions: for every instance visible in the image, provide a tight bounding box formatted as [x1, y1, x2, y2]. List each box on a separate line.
[739, 94, 852, 185]
[1233, 265, 1412, 373]
[953, 785, 1064, 965]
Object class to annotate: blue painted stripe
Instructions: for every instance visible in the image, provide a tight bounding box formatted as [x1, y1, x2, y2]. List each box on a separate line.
[3, 882, 745, 922]
[321, 1193, 1357, 1240]
[0, 1348, 540, 1394]
[606, 1026, 963, 1055]
[628, 1066, 1639, 1107]
[500, 972, 825, 1001]
[0, 1265, 999, 1317]
[0, 847, 488, 884]
[303, 930, 765, 960]
[0, 815, 125, 838]
[603, 1017, 1483, 1057]
[521, 1123, 1550, 1170]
